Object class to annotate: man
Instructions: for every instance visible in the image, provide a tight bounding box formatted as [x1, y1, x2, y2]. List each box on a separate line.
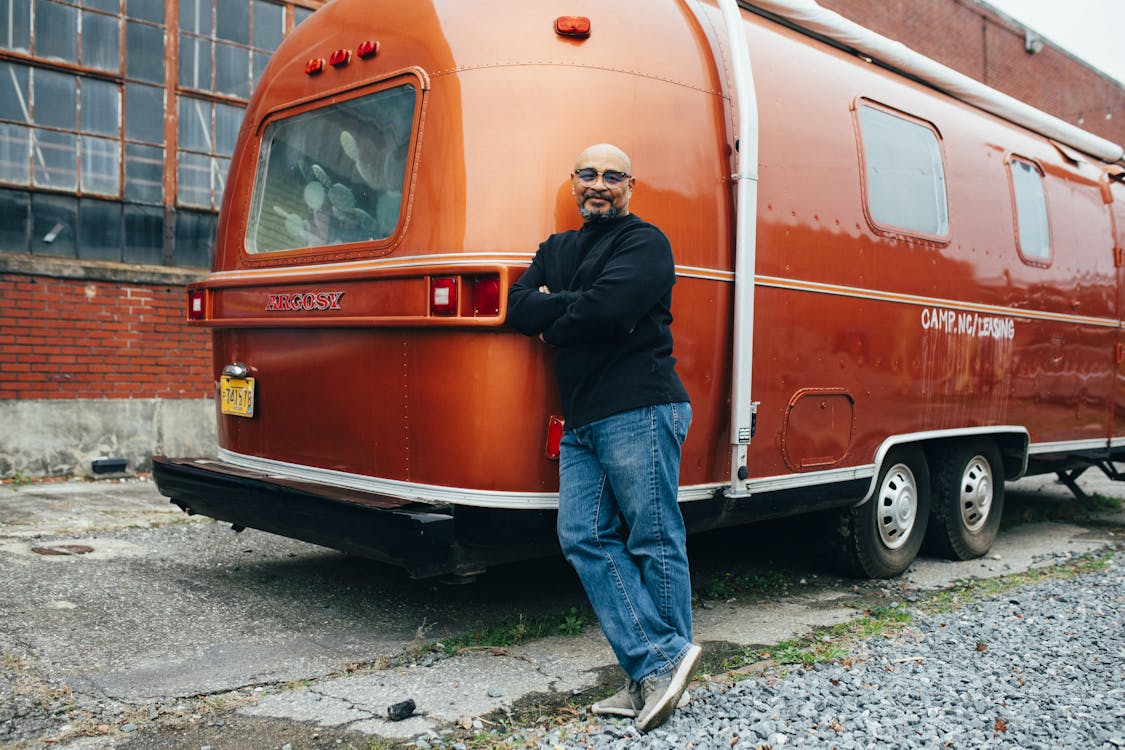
[506, 143, 698, 732]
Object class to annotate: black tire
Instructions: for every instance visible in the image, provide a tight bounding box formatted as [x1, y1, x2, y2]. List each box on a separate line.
[831, 445, 930, 578]
[925, 440, 1004, 560]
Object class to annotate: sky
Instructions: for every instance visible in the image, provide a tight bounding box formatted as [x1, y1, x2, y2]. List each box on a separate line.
[980, 0, 1125, 85]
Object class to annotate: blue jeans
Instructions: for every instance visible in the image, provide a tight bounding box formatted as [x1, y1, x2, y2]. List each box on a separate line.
[557, 402, 693, 682]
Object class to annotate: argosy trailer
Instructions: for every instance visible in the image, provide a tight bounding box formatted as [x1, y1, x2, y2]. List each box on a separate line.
[153, 0, 1125, 579]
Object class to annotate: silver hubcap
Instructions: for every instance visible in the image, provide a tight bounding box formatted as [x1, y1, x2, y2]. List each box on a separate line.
[959, 455, 993, 533]
[877, 462, 917, 550]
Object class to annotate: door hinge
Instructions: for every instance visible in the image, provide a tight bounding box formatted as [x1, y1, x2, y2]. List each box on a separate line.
[1116, 246, 1124, 267]
[1117, 343, 1124, 364]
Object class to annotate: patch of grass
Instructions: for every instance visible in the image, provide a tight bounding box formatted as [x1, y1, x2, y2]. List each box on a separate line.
[923, 551, 1113, 613]
[1003, 489, 1124, 528]
[698, 570, 792, 601]
[438, 607, 592, 656]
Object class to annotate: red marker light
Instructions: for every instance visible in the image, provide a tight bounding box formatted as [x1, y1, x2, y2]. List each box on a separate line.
[357, 40, 380, 59]
[554, 16, 591, 38]
[305, 57, 325, 75]
[329, 48, 351, 67]
[431, 277, 458, 316]
[470, 274, 500, 316]
[545, 416, 565, 460]
[187, 289, 206, 320]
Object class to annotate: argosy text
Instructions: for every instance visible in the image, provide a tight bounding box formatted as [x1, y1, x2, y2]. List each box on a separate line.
[264, 291, 345, 312]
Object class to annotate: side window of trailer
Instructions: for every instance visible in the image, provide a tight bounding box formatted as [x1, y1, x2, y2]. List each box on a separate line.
[1008, 157, 1050, 263]
[246, 82, 417, 254]
[856, 102, 949, 240]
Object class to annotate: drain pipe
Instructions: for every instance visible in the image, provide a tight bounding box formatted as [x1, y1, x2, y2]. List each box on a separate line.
[717, 0, 759, 498]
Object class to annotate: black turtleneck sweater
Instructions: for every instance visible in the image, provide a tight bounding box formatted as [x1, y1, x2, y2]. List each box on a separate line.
[506, 213, 689, 429]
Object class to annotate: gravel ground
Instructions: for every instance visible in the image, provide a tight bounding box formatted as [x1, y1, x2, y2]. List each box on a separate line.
[528, 553, 1125, 750]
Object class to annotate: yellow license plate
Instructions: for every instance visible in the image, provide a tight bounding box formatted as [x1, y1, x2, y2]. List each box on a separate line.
[220, 375, 255, 418]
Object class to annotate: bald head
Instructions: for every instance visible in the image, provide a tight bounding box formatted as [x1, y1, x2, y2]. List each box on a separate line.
[571, 143, 636, 223]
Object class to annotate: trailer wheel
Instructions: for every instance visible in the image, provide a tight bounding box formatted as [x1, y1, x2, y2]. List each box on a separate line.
[925, 441, 1004, 560]
[832, 446, 930, 578]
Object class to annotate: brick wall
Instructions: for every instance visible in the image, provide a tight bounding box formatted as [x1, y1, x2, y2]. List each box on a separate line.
[0, 272, 212, 401]
[819, 0, 1125, 147]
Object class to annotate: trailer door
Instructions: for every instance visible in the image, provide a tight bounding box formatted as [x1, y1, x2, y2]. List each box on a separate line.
[1111, 175, 1125, 444]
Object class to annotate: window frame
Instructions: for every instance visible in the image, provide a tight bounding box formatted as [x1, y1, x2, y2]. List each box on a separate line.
[853, 98, 951, 247]
[1006, 154, 1052, 267]
[240, 71, 426, 264]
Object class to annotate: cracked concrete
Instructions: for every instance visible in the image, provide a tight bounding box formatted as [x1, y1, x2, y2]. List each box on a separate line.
[1, 471, 1120, 749]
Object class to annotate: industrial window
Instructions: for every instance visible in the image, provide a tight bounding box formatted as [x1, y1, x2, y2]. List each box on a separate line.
[246, 83, 417, 253]
[1009, 157, 1051, 262]
[0, 0, 316, 267]
[857, 102, 949, 240]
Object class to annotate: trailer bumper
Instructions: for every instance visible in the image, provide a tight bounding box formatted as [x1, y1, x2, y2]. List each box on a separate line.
[151, 456, 553, 578]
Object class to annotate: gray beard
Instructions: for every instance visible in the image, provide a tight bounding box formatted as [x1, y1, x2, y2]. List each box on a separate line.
[580, 205, 621, 223]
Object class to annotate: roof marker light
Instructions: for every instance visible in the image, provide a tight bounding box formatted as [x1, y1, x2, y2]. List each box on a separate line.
[555, 16, 591, 39]
[329, 48, 351, 67]
[357, 40, 380, 59]
[305, 57, 326, 75]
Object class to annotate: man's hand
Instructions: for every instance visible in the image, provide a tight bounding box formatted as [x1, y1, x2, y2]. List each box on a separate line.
[539, 285, 551, 294]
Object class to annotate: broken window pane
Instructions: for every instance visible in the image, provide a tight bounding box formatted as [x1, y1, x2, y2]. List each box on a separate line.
[31, 191, 77, 257]
[126, 20, 164, 82]
[81, 9, 120, 72]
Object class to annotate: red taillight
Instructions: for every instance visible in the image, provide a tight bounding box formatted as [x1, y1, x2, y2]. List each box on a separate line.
[470, 275, 500, 316]
[187, 289, 206, 320]
[329, 48, 351, 67]
[305, 57, 325, 75]
[555, 15, 591, 38]
[430, 277, 458, 316]
[357, 40, 380, 59]
[545, 416, 565, 460]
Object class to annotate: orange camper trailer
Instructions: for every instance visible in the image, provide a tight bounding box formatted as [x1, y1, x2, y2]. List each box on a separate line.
[153, 0, 1125, 579]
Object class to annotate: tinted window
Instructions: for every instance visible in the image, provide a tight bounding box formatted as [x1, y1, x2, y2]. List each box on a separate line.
[125, 82, 165, 144]
[1010, 158, 1050, 261]
[0, 188, 30, 251]
[858, 104, 949, 238]
[124, 142, 163, 203]
[78, 197, 122, 261]
[123, 202, 164, 263]
[247, 84, 417, 252]
[31, 191, 77, 257]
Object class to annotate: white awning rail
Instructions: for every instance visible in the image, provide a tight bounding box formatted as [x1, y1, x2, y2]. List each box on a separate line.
[743, 0, 1125, 164]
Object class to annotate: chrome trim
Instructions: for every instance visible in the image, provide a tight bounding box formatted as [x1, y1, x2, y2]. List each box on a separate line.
[221, 362, 249, 378]
[217, 449, 720, 509]
[1028, 438, 1111, 455]
[864, 426, 1031, 503]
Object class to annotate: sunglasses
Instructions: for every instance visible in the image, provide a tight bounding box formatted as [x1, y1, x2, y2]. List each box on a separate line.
[573, 168, 631, 187]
